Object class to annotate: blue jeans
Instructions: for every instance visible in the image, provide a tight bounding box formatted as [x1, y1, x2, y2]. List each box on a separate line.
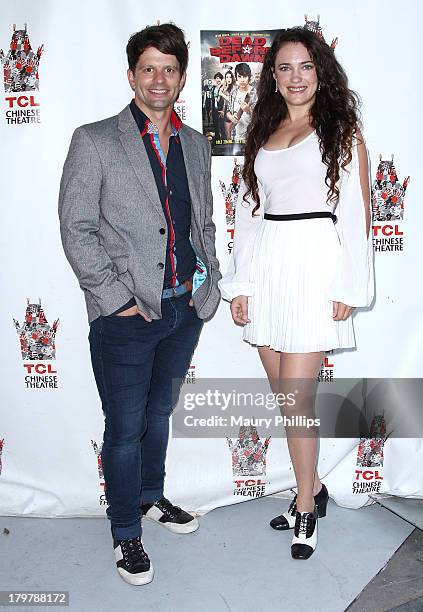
[89, 292, 203, 540]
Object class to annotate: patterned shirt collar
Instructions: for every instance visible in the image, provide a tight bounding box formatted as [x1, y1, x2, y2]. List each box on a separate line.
[130, 99, 182, 136]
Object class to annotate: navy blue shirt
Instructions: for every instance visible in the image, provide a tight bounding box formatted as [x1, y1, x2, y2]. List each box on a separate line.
[130, 100, 196, 289]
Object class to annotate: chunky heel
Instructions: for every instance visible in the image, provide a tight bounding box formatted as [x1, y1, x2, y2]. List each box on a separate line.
[316, 502, 327, 518]
[314, 483, 329, 519]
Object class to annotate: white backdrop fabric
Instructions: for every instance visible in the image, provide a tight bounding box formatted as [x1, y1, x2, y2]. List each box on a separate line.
[1, 0, 422, 518]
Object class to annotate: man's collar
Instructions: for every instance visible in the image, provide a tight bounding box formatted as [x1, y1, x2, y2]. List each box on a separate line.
[129, 99, 182, 136]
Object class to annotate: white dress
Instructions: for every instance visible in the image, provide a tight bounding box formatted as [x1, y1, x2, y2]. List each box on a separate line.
[218, 131, 374, 353]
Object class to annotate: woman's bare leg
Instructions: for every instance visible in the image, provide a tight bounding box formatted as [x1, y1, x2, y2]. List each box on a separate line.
[258, 347, 324, 511]
[279, 352, 324, 512]
[258, 346, 280, 394]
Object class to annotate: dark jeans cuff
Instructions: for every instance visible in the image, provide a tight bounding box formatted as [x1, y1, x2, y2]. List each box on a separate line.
[141, 488, 164, 506]
[111, 520, 141, 541]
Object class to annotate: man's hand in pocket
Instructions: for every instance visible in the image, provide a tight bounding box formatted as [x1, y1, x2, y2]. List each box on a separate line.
[116, 305, 152, 322]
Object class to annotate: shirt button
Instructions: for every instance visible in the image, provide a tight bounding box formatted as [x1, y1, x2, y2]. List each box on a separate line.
[159, 228, 165, 235]
[157, 263, 164, 269]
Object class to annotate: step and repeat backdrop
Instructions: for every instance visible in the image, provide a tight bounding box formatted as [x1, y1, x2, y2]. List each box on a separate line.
[1, 0, 422, 517]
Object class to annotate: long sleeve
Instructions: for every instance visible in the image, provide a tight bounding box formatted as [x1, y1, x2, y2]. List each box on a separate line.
[328, 140, 375, 307]
[58, 127, 134, 315]
[193, 140, 222, 295]
[203, 141, 221, 277]
[218, 180, 263, 301]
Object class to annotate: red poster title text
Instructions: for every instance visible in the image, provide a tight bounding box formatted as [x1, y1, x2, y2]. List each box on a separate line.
[210, 36, 270, 63]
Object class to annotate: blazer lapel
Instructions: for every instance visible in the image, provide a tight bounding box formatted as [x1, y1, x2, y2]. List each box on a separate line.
[118, 105, 164, 219]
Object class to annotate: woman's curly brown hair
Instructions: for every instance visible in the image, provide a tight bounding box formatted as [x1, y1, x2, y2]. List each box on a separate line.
[243, 27, 361, 214]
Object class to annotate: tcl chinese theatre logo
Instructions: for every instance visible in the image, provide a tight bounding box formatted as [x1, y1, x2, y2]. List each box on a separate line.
[184, 363, 196, 384]
[219, 159, 243, 254]
[91, 440, 107, 506]
[1, 24, 43, 124]
[372, 155, 410, 252]
[352, 415, 386, 495]
[13, 299, 59, 388]
[318, 352, 335, 382]
[227, 425, 271, 498]
[303, 14, 338, 48]
[174, 97, 186, 122]
[0, 438, 5, 476]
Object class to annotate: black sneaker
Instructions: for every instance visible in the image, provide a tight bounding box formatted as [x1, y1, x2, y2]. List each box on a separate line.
[113, 536, 154, 585]
[141, 497, 199, 534]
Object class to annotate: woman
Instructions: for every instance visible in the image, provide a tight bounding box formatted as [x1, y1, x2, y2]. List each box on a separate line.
[219, 27, 374, 560]
[214, 74, 227, 142]
[219, 70, 236, 140]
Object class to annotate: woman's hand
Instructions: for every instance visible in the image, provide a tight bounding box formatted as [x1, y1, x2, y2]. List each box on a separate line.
[332, 302, 354, 321]
[230, 296, 251, 325]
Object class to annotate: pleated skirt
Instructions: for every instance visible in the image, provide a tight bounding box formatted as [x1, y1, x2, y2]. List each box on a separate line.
[243, 217, 355, 353]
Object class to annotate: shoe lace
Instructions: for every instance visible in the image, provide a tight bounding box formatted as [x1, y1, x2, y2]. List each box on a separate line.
[296, 512, 314, 536]
[156, 497, 182, 520]
[288, 496, 297, 515]
[298, 514, 308, 535]
[120, 537, 148, 567]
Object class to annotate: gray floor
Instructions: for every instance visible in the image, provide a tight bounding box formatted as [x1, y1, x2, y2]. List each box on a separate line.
[348, 529, 423, 612]
[0, 498, 415, 612]
[371, 495, 423, 531]
[389, 598, 423, 612]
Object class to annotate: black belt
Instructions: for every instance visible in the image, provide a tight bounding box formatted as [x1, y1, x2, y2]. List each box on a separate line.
[264, 212, 337, 223]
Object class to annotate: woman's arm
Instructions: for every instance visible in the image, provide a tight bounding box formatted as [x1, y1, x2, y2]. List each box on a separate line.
[356, 128, 371, 238]
[218, 181, 264, 302]
[328, 129, 375, 309]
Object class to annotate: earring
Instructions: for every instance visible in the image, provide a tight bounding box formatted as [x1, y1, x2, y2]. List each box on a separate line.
[275, 81, 278, 93]
[317, 83, 321, 91]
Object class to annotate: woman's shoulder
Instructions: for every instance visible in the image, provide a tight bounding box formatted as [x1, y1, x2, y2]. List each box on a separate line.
[352, 126, 369, 168]
[352, 126, 366, 148]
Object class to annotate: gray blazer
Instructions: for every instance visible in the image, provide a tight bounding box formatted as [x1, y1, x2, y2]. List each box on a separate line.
[58, 105, 221, 323]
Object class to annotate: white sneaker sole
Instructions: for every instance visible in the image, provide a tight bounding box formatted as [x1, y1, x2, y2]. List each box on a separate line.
[143, 515, 199, 534]
[117, 563, 154, 586]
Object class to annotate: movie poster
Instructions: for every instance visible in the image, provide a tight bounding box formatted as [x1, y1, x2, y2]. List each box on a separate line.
[201, 30, 278, 156]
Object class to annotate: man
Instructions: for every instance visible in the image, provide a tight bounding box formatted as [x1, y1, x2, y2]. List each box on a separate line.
[58, 23, 221, 586]
[202, 76, 213, 126]
[227, 63, 257, 143]
[211, 72, 223, 141]
[252, 68, 262, 90]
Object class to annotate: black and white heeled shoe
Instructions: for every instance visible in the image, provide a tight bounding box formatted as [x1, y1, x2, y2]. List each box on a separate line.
[291, 508, 318, 560]
[269, 495, 297, 530]
[270, 483, 328, 531]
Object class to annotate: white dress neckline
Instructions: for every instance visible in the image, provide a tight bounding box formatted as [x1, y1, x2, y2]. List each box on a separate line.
[261, 130, 315, 153]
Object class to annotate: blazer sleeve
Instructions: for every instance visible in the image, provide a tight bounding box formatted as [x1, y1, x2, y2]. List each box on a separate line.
[218, 179, 264, 301]
[58, 126, 134, 315]
[203, 140, 221, 278]
[328, 139, 375, 307]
